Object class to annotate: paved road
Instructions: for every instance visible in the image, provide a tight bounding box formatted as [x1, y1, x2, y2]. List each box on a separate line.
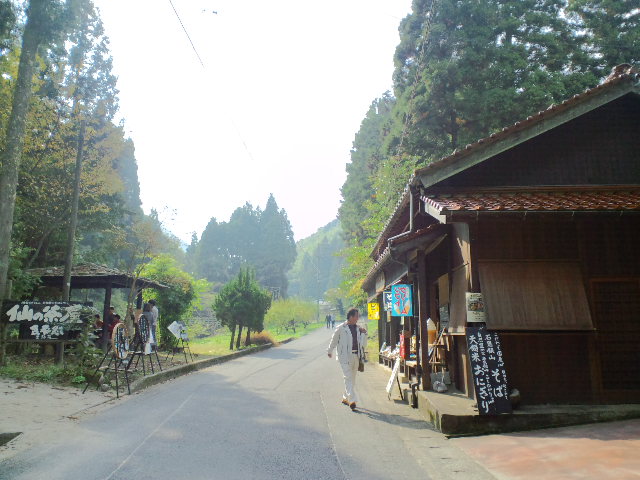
[0, 327, 493, 480]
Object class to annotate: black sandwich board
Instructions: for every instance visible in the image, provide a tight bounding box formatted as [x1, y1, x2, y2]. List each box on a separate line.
[465, 326, 512, 415]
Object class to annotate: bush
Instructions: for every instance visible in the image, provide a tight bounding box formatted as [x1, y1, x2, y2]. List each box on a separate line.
[246, 331, 277, 346]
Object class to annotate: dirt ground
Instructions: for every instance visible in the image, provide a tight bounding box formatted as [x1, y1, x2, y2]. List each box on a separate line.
[0, 378, 119, 462]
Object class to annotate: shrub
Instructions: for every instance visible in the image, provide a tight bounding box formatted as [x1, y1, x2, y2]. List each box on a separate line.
[246, 331, 277, 346]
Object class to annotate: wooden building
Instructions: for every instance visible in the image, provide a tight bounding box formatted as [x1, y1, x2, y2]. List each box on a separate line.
[363, 66, 640, 406]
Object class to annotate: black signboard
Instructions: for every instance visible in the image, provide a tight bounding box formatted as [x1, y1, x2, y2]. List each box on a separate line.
[465, 326, 512, 415]
[2, 301, 94, 341]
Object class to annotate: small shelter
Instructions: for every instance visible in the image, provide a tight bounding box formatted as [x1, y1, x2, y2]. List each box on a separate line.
[27, 262, 167, 344]
[365, 65, 640, 406]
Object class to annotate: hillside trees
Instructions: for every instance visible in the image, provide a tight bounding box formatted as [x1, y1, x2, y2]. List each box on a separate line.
[338, 0, 640, 306]
[288, 219, 344, 301]
[190, 195, 296, 296]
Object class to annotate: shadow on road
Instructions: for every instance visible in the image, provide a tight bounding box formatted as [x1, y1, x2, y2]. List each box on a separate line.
[351, 407, 436, 431]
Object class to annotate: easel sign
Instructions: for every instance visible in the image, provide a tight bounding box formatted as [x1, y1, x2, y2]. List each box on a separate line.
[386, 357, 403, 400]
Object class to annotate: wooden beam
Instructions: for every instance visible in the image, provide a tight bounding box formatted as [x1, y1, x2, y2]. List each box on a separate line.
[416, 250, 431, 389]
[102, 282, 112, 351]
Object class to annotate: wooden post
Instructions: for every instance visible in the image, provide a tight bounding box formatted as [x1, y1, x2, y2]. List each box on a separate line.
[417, 250, 431, 389]
[102, 282, 112, 351]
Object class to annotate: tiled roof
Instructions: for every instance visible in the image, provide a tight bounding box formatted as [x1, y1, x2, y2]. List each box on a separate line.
[371, 65, 640, 256]
[27, 263, 168, 289]
[423, 187, 640, 214]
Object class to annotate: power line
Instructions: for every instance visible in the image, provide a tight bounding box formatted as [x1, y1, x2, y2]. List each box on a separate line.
[168, 0, 205, 68]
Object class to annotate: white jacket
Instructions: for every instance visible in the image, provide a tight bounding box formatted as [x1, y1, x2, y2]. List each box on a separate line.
[327, 321, 367, 364]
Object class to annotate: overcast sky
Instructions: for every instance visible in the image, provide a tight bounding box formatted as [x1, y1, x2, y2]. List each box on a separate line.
[94, 0, 412, 244]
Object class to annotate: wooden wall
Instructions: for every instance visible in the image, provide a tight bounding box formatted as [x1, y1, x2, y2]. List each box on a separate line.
[437, 94, 640, 188]
[500, 333, 595, 404]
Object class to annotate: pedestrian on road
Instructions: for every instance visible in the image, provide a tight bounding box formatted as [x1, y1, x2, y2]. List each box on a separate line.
[330, 313, 335, 328]
[327, 308, 367, 410]
[325, 313, 331, 329]
[149, 299, 159, 348]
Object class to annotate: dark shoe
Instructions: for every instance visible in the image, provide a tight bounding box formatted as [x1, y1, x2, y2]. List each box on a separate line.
[350, 402, 356, 410]
[341, 399, 349, 406]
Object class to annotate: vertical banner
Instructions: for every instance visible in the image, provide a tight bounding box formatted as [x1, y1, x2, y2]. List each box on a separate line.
[391, 284, 413, 316]
[367, 302, 380, 320]
[383, 290, 393, 311]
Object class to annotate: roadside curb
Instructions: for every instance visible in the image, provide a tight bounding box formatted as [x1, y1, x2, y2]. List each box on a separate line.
[129, 337, 295, 394]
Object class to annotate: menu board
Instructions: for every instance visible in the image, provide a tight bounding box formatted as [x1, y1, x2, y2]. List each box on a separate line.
[386, 358, 402, 396]
[465, 326, 512, 415]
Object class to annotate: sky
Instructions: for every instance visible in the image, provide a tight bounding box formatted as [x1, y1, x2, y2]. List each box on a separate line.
[94, 0, 413, 244]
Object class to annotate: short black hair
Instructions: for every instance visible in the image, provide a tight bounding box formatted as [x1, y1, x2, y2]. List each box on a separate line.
[149, 299, 156, 305]
[346, 308, 359, 320]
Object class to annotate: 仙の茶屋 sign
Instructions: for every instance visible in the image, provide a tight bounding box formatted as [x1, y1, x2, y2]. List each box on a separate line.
[1, 301, 94, 340]
[391, 284, 413, 317]
[465, 326, 512, 415]
[367, 302, 380, 320]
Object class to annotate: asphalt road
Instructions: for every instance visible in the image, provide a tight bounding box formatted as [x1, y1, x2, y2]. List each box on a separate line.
[0, 327, 493, 480]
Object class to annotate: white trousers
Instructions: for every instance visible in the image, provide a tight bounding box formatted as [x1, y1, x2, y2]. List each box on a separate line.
[340, 353, 360, 404]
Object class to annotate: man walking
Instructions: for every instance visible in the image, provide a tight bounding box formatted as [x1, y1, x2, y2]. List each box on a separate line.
[327, 308, 367, 410]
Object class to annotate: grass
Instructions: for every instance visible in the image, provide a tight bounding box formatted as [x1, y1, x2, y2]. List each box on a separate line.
[0, 356, 86, 385]
[189, 321, 324, 356]
[364, 319, 380, 363]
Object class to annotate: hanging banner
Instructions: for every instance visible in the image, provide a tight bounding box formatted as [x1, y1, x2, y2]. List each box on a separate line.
[391, 284, 413, 317]
[383, 291, 393, 311]
[367, 302, 380, 320]
[466, 292, 487, 323]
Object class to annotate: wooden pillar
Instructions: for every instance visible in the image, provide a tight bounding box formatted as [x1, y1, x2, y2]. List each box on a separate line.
[102, 282, 112, 351]
[417, 250, 431, 389]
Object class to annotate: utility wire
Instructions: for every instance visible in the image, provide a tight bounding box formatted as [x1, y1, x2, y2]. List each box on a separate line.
[168, 0, 205, 68]
[168, 1, 257, 165]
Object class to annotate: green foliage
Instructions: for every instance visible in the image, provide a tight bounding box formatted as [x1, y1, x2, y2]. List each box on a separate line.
[8, 242, 40, 299]
[212, 268, 272, 349]
[190, 195, 296, 296]
[141, 254, 200, 348]
[568, 0, 640, 73]
[338, 0, 639, 308]
[264, 298, 317, 334]
[71, 321, 101, 368]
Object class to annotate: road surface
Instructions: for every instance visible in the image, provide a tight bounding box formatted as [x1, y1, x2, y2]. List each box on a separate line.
[0, 327, 492, 480]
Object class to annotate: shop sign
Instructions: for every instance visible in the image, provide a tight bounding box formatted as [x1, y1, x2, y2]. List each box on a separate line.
[383, 291, 393, 311]
[391, 284, 413, 316]
[367, 302, 380, 320]
[465, 292, 486, 323]
[386, 357, 402, 396]
[1, 301, 93, 340]
[465, 326, 512, 415]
